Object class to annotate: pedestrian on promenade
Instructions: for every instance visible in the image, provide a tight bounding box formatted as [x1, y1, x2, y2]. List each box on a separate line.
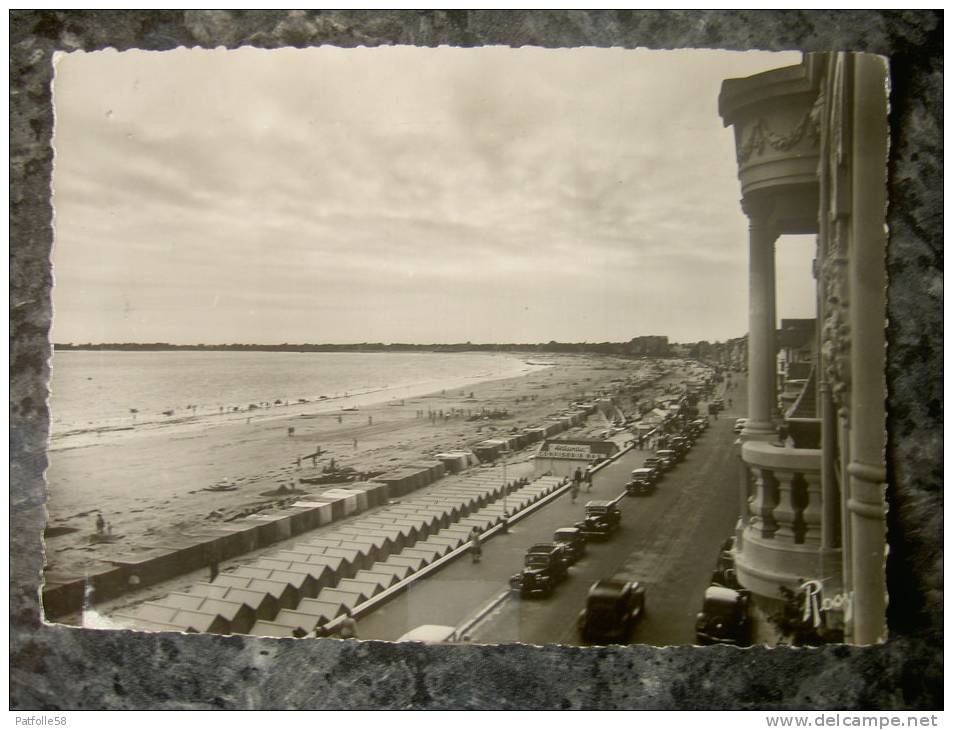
[338, 607, 358, 639]
[585, 466, 594, 492]
[571, 468, 582, 503]
[469, 526, 483, 564]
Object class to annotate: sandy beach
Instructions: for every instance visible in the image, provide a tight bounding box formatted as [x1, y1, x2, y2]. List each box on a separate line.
[43, 353, 658, 582]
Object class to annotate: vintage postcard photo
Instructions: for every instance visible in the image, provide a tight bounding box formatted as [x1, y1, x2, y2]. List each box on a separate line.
[43, 45, 889, 648]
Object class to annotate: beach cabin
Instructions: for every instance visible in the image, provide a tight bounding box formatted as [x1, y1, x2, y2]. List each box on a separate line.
[383, 554, 426, 574]
[316, 587, 368, 612]
[294, 598, 346, 624]
[353, 569, 400, 591]
[335, 579, 383, 600]
[368, 561, 413, 582]
[190, 583, 280, 622]
[415, 538, 454, 557]
[401, 545, 443, 564]
[246, 621, 300, 638]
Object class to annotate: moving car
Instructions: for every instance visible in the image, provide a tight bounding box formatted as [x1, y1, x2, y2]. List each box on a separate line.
[695, 585, 751, 646]
[577, 579, 646, 644]
[625, 468, 657, 497]
[553, 527, 586, 563]
[574, 500, 622, 540]
[510, 545, 569, 598]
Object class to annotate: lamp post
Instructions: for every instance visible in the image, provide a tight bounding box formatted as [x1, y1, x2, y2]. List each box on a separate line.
[501, 446, 510, 532]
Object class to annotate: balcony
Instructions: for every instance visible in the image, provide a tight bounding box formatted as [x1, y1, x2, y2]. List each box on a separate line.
[735, 440, 840, 603]
[719, 58, 823, 233]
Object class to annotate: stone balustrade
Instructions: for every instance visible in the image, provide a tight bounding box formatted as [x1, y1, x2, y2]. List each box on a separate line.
[735, 440, 839, 602]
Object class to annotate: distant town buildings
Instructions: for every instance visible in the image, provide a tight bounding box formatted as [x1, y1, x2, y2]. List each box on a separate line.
[627, 335, 670, 357]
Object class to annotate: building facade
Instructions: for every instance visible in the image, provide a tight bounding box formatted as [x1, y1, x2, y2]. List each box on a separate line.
[719, 53, 888, 644]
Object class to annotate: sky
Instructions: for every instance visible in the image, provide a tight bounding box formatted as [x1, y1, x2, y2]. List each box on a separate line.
[51, 46, 812, 346]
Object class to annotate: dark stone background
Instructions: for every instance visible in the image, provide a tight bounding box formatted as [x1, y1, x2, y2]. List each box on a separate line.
[10, 10, 942, 710]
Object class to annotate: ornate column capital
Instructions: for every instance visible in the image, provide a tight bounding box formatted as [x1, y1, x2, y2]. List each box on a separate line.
[740, 195, 775, 226]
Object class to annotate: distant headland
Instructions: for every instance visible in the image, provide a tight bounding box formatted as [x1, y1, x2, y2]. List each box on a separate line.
[51, 337, 677, 356]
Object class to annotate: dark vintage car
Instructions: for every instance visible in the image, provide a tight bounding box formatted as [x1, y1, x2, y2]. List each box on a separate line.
[527, 542, 572, 572]
[625, 468, 657, 497]
[574, 500, 622, 540]
[510, 546, 569, 598]
[717, 536, 736, 573]
[710, 566, 742, 590]
[641, 458, 664, 480]
[577, 579, 646, 644]
[656, 449, 679, 468]
[671, 435, 692, 453]
[695, 585, 751, 646]
[553, 527, 586, 563]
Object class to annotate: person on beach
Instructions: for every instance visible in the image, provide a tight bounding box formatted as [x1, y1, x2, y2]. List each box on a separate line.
[209, 558, 219, 582]
[95, 513, 105, 535]
[469, 526, 483, 564]
[338, 607, 358, 639]
[353, 438, 358, 450]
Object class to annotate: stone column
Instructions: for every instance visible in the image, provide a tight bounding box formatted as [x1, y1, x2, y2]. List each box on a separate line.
[742, 206, 779, 440]
[819, 382, 839, 549]
[846, 54, 888, 645]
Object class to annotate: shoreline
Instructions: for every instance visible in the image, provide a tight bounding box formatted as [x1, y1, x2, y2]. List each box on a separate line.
[43, 353, 657, 583]
[48, 351, 551, 451]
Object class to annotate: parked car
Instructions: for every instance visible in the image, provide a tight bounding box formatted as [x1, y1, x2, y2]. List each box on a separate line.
[626, 468, 657, 497]
[695, 585, 751, 646]
[642, 458, 664, 480]
[710, 566, 742, 590]
[574, 500, 622, 540]
[553, 527, 586, 563]
[510, 546, 569, 598]
[672, 435, 692, 452]
[397, 625, 462, 643]
[692, 418, 709, 433]
[577, 579, 646, 644]
[527, 542, 572, 573]
[657, 449, 678, 469]
[717, 536, 736, 573]
[734, 418, 747, 434]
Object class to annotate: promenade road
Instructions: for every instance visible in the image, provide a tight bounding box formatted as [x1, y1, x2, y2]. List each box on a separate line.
[356, 373, 748, 646]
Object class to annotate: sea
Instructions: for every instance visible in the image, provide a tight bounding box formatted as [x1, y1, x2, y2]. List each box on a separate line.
[48, 350, 549, 441]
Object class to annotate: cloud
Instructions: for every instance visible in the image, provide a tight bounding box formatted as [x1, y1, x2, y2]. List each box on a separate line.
[51, 46, 805, 344]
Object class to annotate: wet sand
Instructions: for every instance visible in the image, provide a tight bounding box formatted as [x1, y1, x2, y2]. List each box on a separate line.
[43, 353, 655, 580]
